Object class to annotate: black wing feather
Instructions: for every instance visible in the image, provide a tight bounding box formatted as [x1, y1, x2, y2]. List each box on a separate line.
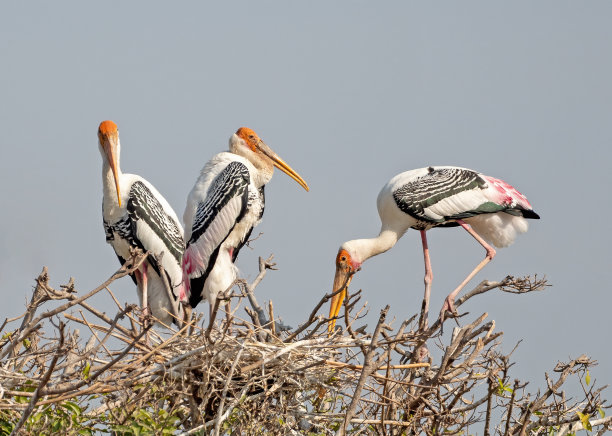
[393, 168, 487, 224]
[127, 181, 185, 265]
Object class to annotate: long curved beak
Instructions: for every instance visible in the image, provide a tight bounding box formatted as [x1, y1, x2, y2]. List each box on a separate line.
[328, 265, 353, 334]
[102, 137, 122, 207]
[257, 140, 309, 191]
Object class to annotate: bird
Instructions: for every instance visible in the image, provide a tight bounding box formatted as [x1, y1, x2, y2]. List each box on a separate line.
[182, 127, 309, 316]
[328, 166, 540, 332]
[98, 120, 186, 326]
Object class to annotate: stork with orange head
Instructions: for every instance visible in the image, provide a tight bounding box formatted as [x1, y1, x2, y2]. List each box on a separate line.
[328, 166, 539, 333]
[98, 120, 186, 327]
[182, 127, 309, 317]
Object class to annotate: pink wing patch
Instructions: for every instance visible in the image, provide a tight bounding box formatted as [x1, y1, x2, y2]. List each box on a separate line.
[176, 282, 187, 303]
[481, 175, 533, 209]
[181, 247, 199, 299]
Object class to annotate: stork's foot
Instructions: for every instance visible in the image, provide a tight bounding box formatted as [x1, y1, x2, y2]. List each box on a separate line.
[439, 295, 458, 325]
[181, 304, 193, 335]
[139, 308, 154, 345]
[139, 305, 153, 329]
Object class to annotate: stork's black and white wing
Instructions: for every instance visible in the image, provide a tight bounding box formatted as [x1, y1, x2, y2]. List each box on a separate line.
[126, 181, 185, 270]
[104, 180, 185, 289]
[392, 167, 537, 227]
[182, 161, 250, 307]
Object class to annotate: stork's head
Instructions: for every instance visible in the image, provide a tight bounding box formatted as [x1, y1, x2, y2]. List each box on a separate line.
[328, 243, 362, 333]
[97, 120, 122, 207]
[229, 127, 309, 191]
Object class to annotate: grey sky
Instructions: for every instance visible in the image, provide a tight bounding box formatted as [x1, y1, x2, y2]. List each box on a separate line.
[1, 2, 611, 389]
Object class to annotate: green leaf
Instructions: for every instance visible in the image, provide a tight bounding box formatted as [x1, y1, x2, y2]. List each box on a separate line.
[62, 401, 81, 415]
[497, 378, 505, 395]
[576, 411, 592, 431]
[0, 421, 14, 433]
[51, 420, 63, 432]
[598, 407, 606, 418]
[585, 370, 591, 386]
[497, 378, 513, 396]
[82, 361, 91, 380]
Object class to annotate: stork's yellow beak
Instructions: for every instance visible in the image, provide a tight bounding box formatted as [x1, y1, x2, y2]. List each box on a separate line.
[98, 121, 122, 207]
[328, 249, 355, 334]
[256, 140, 310, 192]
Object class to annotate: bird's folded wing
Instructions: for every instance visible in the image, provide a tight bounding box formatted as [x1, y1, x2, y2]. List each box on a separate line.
[393, 168, 503, 223]
[127, 181, 185, 271]
[183, 161, 250, 278]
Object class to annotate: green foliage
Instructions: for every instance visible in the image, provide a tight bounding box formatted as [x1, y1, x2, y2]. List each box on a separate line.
[576, 411, 592, 431]
[82, 361, 91, 380]
[496, 378, 513, 397]
[0, 401, 99, 436]
[0, 399, 184, 435]
[0, 410, 17, 435]
[110, 408, 181, 435]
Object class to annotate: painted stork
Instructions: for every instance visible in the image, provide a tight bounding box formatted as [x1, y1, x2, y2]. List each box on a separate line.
[328, 166, 539, 332]
[182, 127, 309, 315]
[98, 120, 186, 326]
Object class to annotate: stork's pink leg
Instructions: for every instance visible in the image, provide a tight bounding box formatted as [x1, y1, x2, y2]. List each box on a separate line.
[440, 219, 496, 323]
[419, 230, 433, 331]
[140, 263, 150, 319]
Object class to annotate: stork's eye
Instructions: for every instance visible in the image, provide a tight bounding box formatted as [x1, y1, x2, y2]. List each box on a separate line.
[249, 135, 255, 139]
[341, 256, 347, 262]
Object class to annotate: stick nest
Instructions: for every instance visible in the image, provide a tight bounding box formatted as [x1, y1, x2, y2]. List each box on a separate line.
[0, 252, 609, 435]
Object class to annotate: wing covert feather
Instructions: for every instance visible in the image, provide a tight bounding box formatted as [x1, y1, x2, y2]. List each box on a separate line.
[127, 181, 185, 263]
[393, 168, 491, 223]
[183, 161, 250, 279]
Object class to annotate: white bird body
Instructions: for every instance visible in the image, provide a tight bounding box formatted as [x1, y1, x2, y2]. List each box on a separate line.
[98, 121, 186, 326]
[182, 128, 309, 312]
[183, 152, 266, 308]
[330, 165, 539, 331]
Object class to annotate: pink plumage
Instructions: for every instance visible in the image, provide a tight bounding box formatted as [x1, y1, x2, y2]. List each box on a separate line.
[481, 175, 533, 210]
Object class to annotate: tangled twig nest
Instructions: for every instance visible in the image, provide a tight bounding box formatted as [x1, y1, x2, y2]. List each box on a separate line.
[0, 252, 609, 435]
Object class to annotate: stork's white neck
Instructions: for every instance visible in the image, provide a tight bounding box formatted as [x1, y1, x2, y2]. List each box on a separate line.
[343, 229, 400, 266]
[251, 166, 273, 187]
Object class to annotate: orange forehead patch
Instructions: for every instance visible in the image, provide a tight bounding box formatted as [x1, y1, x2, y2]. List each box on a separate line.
[235, 127, 258, 140]
[236, 127, 259, 142]
[98, 120, 118, 136]
[235, 127, 261, 151]
[336, 249, 352, 265]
